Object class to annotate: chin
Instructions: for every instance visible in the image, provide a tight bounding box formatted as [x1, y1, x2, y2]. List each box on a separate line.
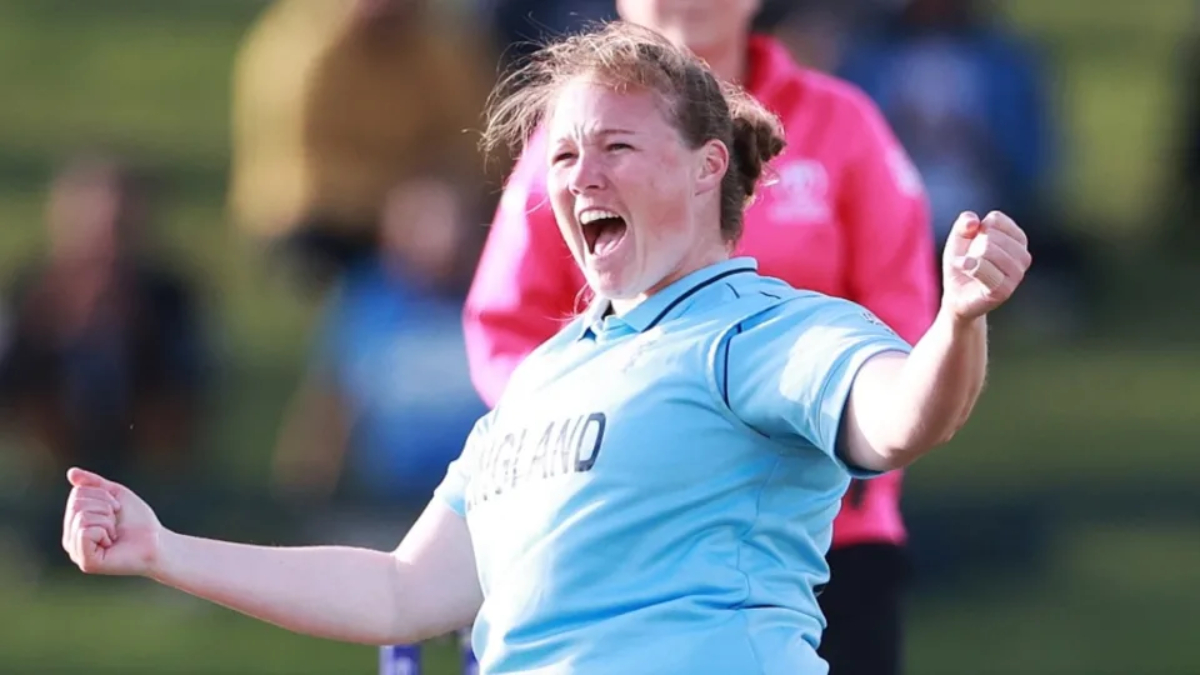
[585, 267, 644, 301]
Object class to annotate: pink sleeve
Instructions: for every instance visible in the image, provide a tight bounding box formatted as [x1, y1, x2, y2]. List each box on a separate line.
[463, 140, 584, 407]
[838, 94, 939, 345]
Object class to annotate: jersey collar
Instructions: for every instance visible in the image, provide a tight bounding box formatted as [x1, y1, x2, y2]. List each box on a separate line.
[578, 257, 758, 340]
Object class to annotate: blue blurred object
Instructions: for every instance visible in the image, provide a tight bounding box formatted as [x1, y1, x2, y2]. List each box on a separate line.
[461, 628, 479, 675]
[316, 257, 488, 505]
[379, 644, 421, 675]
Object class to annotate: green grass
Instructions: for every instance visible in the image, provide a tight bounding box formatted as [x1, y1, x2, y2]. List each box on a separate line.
[907, 344, 1200, 494]
[999, 0, 1194, 239]
[909, 521, 1200, 674]
[0, 579, 458, 674]
[0, 2, 259, 167]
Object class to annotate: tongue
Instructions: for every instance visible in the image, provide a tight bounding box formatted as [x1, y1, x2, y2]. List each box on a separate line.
[593, 221, 626, 256]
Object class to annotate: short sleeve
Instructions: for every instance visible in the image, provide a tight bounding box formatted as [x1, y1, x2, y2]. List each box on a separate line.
[434, 456, 470, 517]
[433, 413, 492, 517]
[716, 295, 912, 477]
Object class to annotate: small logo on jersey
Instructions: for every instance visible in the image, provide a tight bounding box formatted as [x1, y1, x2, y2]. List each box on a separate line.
[765, 159, 831, 223]
[619, 330, 662, 373]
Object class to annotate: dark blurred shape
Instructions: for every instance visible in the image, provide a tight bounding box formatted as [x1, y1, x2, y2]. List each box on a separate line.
[0, 153, 213, 568]
[1167, 6, 1200, 258]
[0, 153, 210, 485]
[228, 0, 501, 291]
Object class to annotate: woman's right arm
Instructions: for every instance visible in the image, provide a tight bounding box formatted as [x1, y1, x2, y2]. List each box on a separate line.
[64, 469, 481, 646]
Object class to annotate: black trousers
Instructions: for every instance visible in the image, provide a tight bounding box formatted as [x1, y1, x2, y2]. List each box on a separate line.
[817, 543, 910, 675]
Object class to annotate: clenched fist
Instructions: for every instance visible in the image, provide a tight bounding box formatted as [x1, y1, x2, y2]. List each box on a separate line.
[942, 210, 1033, 322]
[62, 468, 163, 577]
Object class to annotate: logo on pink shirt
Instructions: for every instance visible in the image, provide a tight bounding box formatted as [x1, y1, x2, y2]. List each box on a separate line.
[765, 159, 831, 223]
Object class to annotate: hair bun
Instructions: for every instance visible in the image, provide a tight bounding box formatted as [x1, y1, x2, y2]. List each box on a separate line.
[729, 103, 785, 201]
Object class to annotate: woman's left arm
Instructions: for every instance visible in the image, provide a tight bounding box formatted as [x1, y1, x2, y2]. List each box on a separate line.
[840, 211, 1032, 473]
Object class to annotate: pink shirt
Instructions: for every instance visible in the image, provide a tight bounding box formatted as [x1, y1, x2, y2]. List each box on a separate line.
[463, 36, 937, 548]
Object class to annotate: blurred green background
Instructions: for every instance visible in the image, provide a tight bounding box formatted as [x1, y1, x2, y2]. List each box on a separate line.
[1, 1, 1198, 673]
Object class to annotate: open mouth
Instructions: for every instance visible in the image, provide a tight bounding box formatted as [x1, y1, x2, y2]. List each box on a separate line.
[580, 211, 628, 256]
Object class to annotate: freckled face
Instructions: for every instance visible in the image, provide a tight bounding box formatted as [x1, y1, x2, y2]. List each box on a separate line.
[546, 78, 713, 300]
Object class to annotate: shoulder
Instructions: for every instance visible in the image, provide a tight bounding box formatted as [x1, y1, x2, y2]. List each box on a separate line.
[793, 68, 876, 112]
[709, 282, 897, 409]
[694, 275, 850, 349]
[722, 273, 902, 347]
[788, 72, 915, 190]
[801, 71, 894, 146]
[748, 36, 877, 123]
[748, 42, 894, 157]
[497, 311, 588, 393]
[737, 286, 876, 336]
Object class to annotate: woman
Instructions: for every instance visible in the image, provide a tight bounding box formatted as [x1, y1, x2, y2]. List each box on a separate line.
[61, 22, 1030, 675]
[464, 2, 937, 671]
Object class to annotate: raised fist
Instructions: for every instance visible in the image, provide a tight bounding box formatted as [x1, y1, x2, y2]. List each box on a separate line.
[62, 468, 163, 577]
[941, 210, 1033, 322]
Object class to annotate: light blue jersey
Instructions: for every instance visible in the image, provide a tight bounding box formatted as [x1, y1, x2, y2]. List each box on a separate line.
[435, 258, 912, 675]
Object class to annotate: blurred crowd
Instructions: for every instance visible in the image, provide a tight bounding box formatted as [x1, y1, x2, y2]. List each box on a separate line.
[0, 0, 1148, 570]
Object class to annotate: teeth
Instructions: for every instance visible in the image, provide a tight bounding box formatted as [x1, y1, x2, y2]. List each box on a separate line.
[578, 209, 621, 225]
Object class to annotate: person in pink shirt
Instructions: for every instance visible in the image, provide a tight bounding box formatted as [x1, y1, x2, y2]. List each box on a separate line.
[464, 2, 937, 673]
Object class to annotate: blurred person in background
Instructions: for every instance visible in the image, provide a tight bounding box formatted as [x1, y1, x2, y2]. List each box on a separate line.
[270, 180, 487, 522]
[228, 0, 499, 289]
[227, 0, 499, 518]
[836, 0, 1090, 334]
[0, 153, 210, 565]
[463, 2, 938, 673]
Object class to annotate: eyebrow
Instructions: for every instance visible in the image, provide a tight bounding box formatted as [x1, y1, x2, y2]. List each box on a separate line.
[557, 128, 637, 142]
[593, 128, 635, 136]
[549, 128, 637, 152]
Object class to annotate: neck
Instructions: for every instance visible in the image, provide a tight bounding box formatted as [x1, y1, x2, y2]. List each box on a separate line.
[609, 243, 730, 316]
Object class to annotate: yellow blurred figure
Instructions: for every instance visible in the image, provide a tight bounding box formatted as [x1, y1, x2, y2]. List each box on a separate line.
[228, 0, 499, 251]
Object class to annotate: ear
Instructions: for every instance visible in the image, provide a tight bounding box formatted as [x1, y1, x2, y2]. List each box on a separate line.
[694, 139, 729, 196]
